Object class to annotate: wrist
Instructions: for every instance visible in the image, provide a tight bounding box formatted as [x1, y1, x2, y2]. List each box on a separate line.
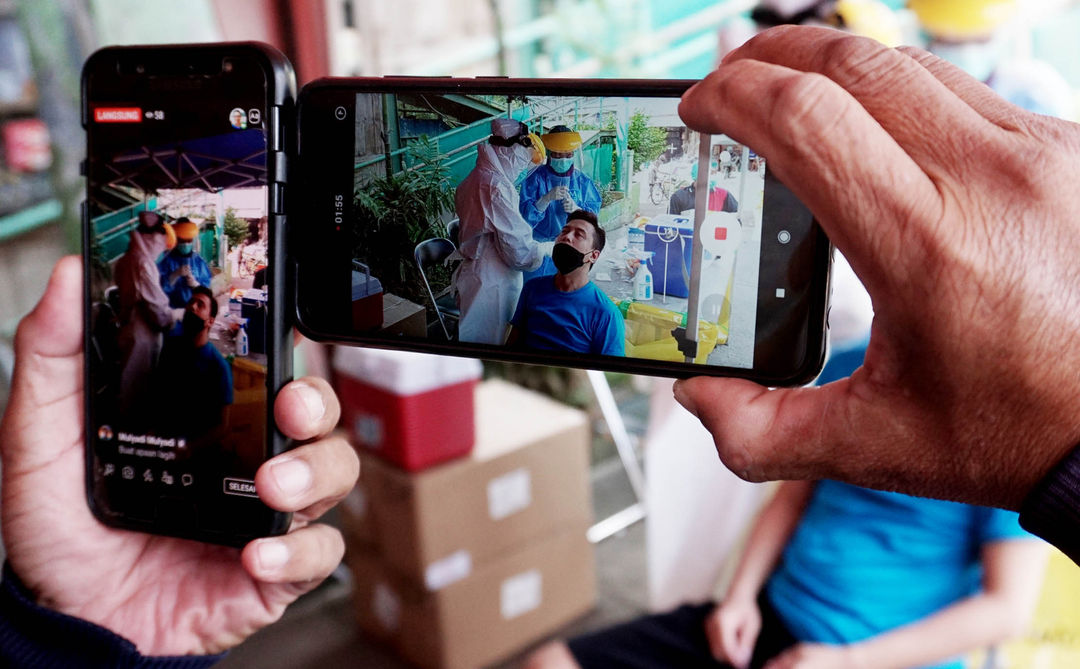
[0, 563, 223, 668]
[724, 583, 759, 605]
[1020, 440, 1080, 562]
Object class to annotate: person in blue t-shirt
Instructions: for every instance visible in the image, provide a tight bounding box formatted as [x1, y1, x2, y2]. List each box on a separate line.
[150, 285, 233, 442]
[518, 126, 603, 282]
[158, 218, 213, 309]
[525, 340, 1047, 669]
[508, 210, 624, 356]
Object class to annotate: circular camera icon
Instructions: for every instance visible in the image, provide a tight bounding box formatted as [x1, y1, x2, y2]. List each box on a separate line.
[97, 425, 114, 441]
[229, 107, 248, 130]
[334, 106, 347, 121]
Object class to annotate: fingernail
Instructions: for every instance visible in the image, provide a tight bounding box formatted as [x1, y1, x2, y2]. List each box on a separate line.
[256, 539, 290, 572]
[271, 457, 312, 498]
[294, 383, 326, 422]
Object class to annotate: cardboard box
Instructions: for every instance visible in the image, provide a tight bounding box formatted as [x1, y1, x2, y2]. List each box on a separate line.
[339, 456, 378, 547]
[381, 293, 426, 338]
[361, 379, 592, 588]
[347, 525, 596, 669]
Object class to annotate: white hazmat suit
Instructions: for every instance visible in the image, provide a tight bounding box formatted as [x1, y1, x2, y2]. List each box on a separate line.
[453, 124, 552, 345]
[114, 222, 180, 415]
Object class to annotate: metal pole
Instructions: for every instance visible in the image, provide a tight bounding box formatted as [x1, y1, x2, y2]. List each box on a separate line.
[685, 134, 709, 363]
[738, 142, 752, 227]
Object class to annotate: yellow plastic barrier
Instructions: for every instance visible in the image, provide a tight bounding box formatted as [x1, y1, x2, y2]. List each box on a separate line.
[620, 302, 723, 364]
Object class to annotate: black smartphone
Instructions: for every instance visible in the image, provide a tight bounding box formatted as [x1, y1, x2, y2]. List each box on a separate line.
[294, 78, 831, 386]
[81, 43, 295, 546]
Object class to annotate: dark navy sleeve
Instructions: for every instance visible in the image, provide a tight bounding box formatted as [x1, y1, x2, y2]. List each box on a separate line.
[723, 190, 738, 213]
[0, 563, 225, 668]
[1020, 444, 1080, 565]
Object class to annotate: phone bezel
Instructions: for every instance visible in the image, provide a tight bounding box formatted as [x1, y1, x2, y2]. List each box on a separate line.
[81, 42, 296, 547]
[294, 76, 831, 386]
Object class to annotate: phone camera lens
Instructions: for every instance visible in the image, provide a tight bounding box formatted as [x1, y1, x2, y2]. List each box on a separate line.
[777, 230, 791, 244]
[135, 64, 145, 74]
[223, 59, 234, 73]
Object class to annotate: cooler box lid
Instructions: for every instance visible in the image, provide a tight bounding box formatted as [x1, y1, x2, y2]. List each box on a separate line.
[333, 347, 482, 396]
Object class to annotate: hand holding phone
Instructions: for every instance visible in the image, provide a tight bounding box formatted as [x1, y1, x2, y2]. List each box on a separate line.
[0, 257, 357, 657]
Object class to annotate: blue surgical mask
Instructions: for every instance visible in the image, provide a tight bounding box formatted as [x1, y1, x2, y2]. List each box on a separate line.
[176, 242, 194, 255]
[549, 157, 574, 174]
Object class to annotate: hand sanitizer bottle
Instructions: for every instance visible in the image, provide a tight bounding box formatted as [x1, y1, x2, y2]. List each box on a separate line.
[634, 263, 653, 301]
[236, 319, 249, 357]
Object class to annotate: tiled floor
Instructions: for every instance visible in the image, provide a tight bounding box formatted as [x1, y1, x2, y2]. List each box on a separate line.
[217, 460, 649, 669]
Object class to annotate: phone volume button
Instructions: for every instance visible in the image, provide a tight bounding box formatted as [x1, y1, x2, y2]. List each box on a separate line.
[272, 183, 285, 215]
[270, 106, 284, 152]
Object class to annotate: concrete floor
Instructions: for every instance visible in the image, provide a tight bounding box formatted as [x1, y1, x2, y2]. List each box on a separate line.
[217, 458, 649, 669]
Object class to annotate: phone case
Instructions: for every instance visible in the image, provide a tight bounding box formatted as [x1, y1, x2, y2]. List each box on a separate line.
[293, 77, 831, 387]
[81, 42, 296, 547]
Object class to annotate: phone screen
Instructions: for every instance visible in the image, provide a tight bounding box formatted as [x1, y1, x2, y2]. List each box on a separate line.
[297, 81, 829, 384]
[84, 49, 283, 541]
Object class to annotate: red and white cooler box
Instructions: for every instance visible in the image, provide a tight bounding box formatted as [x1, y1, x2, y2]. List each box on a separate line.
[333, 347, 483, 471]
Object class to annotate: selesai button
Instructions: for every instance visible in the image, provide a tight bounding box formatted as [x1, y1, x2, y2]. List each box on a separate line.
[224, 478, 259, 498]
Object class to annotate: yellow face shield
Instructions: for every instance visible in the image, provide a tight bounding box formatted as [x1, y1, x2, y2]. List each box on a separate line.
[527, 133, 546, 165]
[541, 129, 583, 153]
[163, 222, 177, 251]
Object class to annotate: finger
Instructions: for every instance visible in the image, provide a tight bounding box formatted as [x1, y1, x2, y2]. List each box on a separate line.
[679, 59, 940, 288]
[719, 618, 748, 668]
[896, 46, 1028, 131]
[672, 376, 865, 484]
[703, 615, 727, 662]
[723, 26, 1001, 174]
[255, 436, 358, 519]
[273, 376, 341, 441]
[242, 522, 344, 584]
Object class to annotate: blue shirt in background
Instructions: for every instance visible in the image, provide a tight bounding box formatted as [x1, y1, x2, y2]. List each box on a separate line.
[511, 277, 624, 356]
[763, 337, 1033, 669]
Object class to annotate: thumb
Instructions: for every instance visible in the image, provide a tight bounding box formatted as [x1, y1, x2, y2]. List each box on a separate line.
[14, 255, 83, 359]
[2, 256, 84, 467]
[673, 375, 862, 483]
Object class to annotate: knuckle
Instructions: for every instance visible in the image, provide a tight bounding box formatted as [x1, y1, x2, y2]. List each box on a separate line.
[768, 73, 844, 148]
[817, 33, 893, 87]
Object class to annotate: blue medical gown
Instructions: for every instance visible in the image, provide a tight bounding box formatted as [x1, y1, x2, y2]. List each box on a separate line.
[519, 165, 602, 281]
[511, 277, 624, 356]
[159, 252, 213, 308]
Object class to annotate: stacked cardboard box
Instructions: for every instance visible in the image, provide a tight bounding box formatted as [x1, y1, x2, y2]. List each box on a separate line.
[340, 379, 597, 669]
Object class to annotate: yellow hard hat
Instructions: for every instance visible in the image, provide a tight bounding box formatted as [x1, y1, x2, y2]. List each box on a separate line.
[541, 125, 582, 153]
[173, 219, 198, 241]
[909, 0, 1015, 41]
[527, 132, 546, 165]
[163, 223, 177, 250]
